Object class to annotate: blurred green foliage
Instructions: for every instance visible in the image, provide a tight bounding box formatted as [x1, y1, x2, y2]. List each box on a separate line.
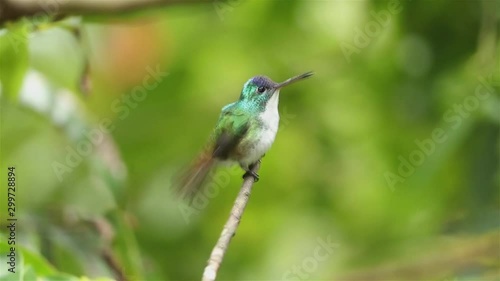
[0, 0, 499, 280]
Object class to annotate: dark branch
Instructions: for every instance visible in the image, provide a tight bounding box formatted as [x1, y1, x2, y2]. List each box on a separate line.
[0, 0, 210, 25]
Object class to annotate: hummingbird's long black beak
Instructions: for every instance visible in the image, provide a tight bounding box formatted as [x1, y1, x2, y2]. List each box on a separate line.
[276, 71, 314, 89]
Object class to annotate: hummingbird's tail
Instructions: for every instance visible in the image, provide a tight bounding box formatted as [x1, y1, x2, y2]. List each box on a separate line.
[175, 151, 216, 203]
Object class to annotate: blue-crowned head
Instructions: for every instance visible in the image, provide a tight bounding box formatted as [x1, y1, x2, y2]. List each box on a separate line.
[239, 72, 314, 106]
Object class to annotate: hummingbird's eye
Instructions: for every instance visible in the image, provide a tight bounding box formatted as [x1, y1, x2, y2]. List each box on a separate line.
[257, 86, 266, 93]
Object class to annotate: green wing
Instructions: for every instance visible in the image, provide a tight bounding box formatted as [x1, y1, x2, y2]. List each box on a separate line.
[212, 103, 250, 160]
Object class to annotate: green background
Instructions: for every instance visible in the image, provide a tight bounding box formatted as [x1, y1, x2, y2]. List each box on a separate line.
[0, 0, 499, 280]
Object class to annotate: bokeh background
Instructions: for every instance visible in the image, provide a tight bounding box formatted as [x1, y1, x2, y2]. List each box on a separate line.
[0, 0, 499, 280]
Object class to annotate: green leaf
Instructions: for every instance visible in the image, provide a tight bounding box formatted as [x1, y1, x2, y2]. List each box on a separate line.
[0, 239, 114, 281]
[19, 246, 57, 276]
[0, 21, 30, 99]
[21, 265, 37, 281]
[0, 238, 58, 280]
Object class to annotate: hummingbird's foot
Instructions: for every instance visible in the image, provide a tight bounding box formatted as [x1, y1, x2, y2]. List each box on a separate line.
[242, 170, 259, 182]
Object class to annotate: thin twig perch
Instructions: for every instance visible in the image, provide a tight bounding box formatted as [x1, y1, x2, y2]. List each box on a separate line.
[202, 162, 261, 281]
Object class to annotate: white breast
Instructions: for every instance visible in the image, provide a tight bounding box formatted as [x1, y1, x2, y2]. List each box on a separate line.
[259, 92, 280, 136]
[239, 92, 280, 167]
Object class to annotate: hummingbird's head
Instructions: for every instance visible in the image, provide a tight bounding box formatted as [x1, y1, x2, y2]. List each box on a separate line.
[239, 72, 314, 108]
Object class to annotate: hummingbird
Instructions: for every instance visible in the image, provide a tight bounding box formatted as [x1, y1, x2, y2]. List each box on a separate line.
[177, 71, 313, 200]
